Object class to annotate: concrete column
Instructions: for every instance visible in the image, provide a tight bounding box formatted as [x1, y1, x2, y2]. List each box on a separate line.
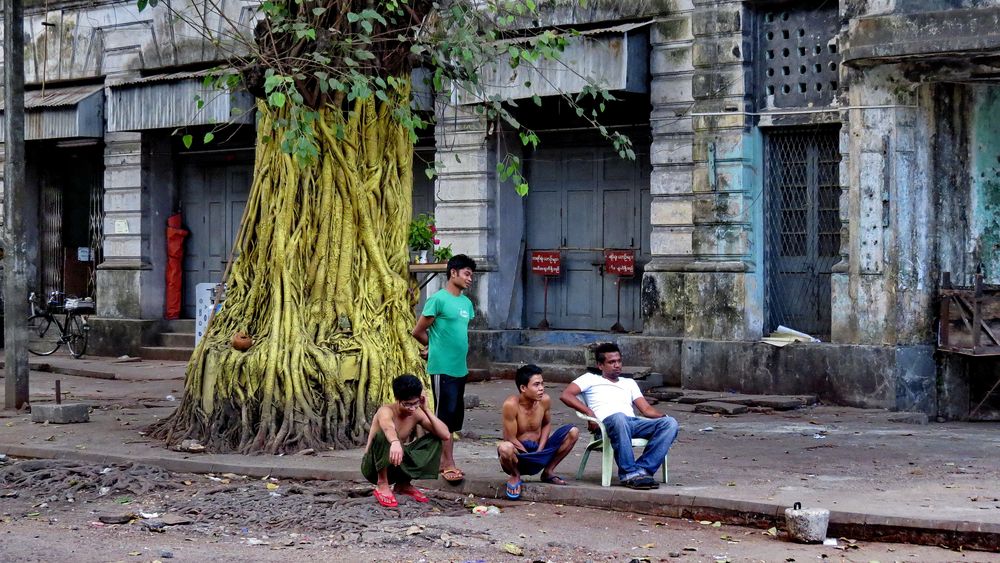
[433, 102, 499, 328]
[96, 131, 152, 319]
[644, 0, 758, 340]
[643, 8, 696, 336]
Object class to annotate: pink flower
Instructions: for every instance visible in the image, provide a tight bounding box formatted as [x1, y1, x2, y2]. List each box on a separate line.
[433, 238, 440, 245]
[430, 225, 437, 233]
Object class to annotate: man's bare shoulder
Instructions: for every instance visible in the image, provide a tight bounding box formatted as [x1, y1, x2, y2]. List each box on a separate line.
[540, 393, 553, 409]
[501, 395, 520, 412]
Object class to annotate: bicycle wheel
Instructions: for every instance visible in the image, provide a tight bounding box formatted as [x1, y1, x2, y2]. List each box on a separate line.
[66, 314, 89, 358]
[26, 314, 61, 356]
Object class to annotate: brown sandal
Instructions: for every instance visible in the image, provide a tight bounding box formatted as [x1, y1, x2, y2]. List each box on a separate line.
[439, 467, 465, 483]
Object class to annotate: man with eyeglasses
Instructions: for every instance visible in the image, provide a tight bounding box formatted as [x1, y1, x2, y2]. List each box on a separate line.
[362, 374, 452, 508]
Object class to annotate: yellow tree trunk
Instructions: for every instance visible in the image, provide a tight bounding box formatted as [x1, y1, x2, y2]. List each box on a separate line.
[151, 88, 426, 453]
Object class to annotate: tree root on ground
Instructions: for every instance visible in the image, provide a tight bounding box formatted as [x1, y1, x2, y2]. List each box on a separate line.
[0, 460, 173, 500]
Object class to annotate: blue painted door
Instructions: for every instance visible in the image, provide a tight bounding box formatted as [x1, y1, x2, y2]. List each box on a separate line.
[525, 147, 649, 331]
[181, 161, 251, 318]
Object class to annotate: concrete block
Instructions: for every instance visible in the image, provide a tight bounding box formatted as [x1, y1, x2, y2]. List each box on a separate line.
[651, 199, 694, 226]
[693, 401, 748, 415]
[785, 506, 830, 543]
[463, 394, 480, 409]
[651, 228, 694, 256]
[31, 403, 90, 424]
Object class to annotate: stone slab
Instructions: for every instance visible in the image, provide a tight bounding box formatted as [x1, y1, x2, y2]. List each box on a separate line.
[745, 396, 812, 410]
[693, 401, 749, 415]
[887, 412, 930, 425]
[30, 403, 90, 424]
[646, 388, 684, 401]
[675, 391, 734, 404]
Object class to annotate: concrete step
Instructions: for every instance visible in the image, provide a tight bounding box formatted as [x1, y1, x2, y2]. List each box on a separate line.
[490, 362, 653, 385]
[508, 344, 587, 365]
[163, 319, 196, 333]
[159, 332, 195, 348]
[139, 346, 194, 362]
[520, 330, 614, 347]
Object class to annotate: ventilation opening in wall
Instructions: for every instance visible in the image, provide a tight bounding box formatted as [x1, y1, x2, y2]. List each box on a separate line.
[757, 2, 841, 109]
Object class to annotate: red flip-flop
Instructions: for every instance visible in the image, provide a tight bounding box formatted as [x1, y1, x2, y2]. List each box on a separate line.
[396, 486, 429, 503]
[373, 489, 398, 508]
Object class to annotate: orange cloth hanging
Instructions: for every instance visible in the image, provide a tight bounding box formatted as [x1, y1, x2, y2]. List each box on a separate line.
[165, 213, 189, 320]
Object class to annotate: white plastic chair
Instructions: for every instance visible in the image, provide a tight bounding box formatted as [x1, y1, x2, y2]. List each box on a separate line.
[574, 399, 668, 487]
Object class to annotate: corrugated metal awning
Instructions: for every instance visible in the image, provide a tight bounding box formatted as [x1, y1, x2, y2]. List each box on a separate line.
[0, 85, 104, 142]
[107, 70, 255, 132]
[452, 21, 651, 105]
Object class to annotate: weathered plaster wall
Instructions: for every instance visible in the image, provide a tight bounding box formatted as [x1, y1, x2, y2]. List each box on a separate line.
[533, 0, 691, 28]
[970, 85, 1000, 283]
[832, 65, 937, 346]
[931, 83, 974, 287]
[0, 0, 253, 84]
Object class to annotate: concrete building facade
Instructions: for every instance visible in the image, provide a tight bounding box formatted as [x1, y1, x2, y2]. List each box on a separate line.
[2, 0, 999, 418]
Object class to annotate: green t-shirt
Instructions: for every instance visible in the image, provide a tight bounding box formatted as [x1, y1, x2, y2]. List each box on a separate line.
[422, 289, 474, 377]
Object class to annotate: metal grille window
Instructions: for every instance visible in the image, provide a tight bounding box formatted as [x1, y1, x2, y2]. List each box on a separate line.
[764, 127, 841, 336]
[88, 176, 104, 297]
[758, 3, 841, 109]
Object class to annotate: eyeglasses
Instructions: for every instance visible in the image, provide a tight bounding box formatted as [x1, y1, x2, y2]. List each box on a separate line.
[400, 400, 421, 409]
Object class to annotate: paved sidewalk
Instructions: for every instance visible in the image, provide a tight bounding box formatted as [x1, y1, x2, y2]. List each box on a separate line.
[2, 352, 999, 550]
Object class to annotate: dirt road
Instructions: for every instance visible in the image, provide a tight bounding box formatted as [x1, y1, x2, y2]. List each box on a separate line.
[1, 458, 993, 563]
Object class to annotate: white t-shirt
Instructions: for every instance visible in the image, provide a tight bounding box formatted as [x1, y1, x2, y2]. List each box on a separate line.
[573, 371, 642, 422]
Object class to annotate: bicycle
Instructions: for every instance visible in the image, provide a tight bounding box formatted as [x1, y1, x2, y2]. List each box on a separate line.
[25, 291, 93, 358]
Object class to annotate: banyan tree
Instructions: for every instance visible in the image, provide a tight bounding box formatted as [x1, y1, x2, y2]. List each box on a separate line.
[145, 0, 633, 453]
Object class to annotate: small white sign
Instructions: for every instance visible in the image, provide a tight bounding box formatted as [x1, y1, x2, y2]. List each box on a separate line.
[114, 219, 129, 234]
[77, 247, 92, 262]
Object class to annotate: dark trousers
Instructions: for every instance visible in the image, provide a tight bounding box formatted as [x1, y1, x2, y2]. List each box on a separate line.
[431, 374, 466, 432]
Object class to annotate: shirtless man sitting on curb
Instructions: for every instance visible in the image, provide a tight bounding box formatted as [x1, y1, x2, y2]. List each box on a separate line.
[362, 374, 452, 508]
[497, 364, 580, 499]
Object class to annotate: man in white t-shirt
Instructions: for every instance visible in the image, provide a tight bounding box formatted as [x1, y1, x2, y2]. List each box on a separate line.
[560, 342, 679, 489]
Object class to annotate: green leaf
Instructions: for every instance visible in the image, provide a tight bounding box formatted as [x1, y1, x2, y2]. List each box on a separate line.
[203, 132, 215, 144]
[347, 11, 359, 23]
[182, 134, 193, 149]
[136, 0, 148, 12]
[360, 8, 387, 25]
[269, 92, 286, 108]
[515, 183, 529, 196]
[263, 74, 283, 93]
[311, 6, 326, 15]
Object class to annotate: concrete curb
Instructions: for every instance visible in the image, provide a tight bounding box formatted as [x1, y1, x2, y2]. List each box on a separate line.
[1, 443, 997, 552]
[0, 360, 116, 380]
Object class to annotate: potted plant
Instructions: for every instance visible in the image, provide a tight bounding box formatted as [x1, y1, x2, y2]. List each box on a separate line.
[433, 244, 453, 263]
[408, 213, 438, 263]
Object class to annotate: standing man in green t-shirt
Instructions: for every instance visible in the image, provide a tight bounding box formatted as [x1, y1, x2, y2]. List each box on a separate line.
[411, 254, 476, 483]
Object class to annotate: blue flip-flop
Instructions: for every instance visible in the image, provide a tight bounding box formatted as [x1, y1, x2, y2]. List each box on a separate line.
[505, 479, 522, 500]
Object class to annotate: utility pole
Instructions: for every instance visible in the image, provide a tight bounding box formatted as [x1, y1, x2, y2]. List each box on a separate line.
[4, 0, 30, 410]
